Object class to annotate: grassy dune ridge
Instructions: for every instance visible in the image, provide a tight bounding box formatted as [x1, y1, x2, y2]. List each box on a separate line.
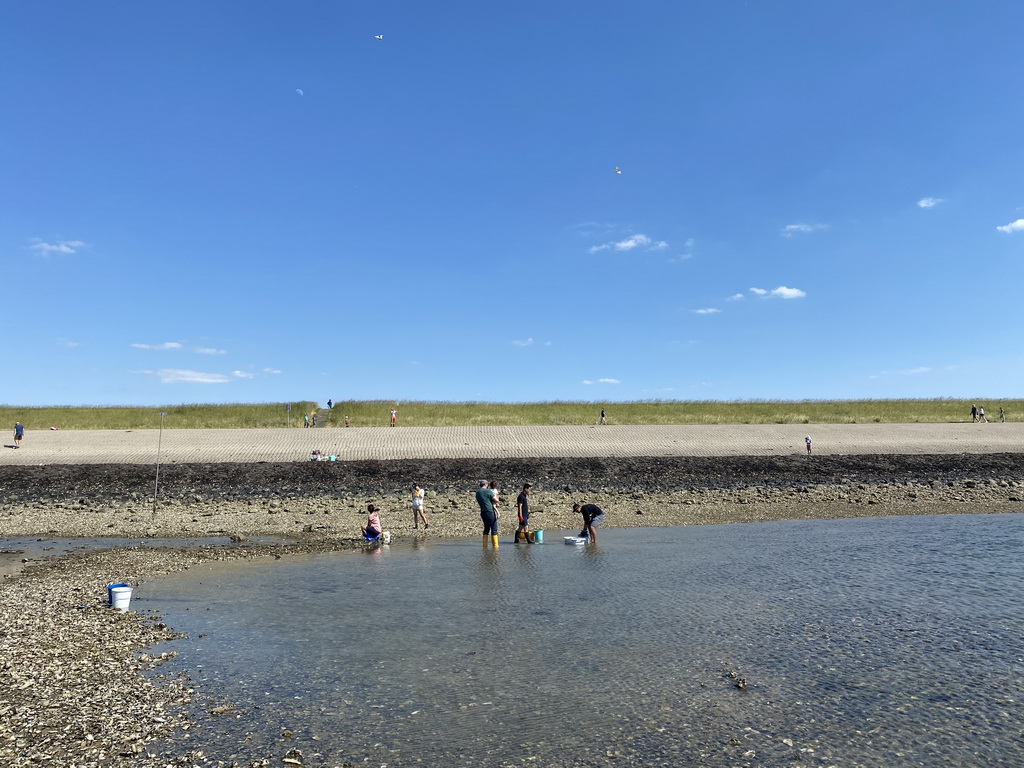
[1, 399, 1019, 430]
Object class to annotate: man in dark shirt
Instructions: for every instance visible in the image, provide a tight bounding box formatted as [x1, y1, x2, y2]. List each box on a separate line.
[515, 483, 532, 543]
[573, 502, 604, 544]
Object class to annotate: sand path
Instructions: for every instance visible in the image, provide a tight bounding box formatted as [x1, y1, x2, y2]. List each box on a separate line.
[1, 422, 1020, 465]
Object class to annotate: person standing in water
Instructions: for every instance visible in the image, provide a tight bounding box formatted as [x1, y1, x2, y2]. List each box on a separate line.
[476, 480, 500, 549]
[515, 483, 532, 543]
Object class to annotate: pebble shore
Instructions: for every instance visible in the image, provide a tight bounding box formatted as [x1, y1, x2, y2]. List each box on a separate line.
[3, 450, 1023, 766]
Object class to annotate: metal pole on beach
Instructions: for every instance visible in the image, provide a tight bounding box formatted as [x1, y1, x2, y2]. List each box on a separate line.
[152, 411, 167, 518]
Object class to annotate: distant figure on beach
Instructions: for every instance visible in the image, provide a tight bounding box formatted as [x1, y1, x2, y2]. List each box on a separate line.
[361, 504, 383, 539]
[14, 422, 24, 448]
[476, 480, 500, 549]
[1000, 407, 1006, 423]
[573, 502, 604, 544]
[970, 404, 977, 422]
[327, 399, 333, 410]
[390, 408, 397, 427]
[805, 435, 812, 455]
[311, 414, 317, 427]
[304, 414, 310, 428]
[600, 408, 606, 425]
[978, 406, 987, 423]
[345, 415, 350, 427]
[515, 483, 532, 543]
[412, 484, 429, 529]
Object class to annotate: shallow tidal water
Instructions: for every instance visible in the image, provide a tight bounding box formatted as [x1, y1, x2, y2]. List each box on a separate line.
[141, 514, 1024, 767]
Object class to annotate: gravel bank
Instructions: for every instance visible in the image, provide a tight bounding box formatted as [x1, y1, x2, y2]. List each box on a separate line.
[3, 453, 1024, 767]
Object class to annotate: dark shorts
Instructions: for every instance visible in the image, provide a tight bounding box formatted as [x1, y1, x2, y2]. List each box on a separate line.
[365, 526, 380, 538]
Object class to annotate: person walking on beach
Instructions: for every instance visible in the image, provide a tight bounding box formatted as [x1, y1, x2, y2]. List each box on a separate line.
[304, 414, 310, 428]
[345, 415, 350, 427]
[476, 480, 500, 549]
[390, 408, 397, 427]
[327, 399, 333, 410]
[573, 502, 604, 545]
[600, 408, 606, 425]
[311, 413, 317, 427]
[970, 404, 978, 422]
[979, 406, 987, 423]
[515, 483, 532, 543]
[805, 435, 812, 455]
[1000, 407, 1006, 423]
[412, 484, 429, 529]
[13, 422, 24, 449]
[361, 504, 383, 539]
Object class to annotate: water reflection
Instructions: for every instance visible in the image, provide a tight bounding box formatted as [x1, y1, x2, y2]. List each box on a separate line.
[142, 515, 1024, 767]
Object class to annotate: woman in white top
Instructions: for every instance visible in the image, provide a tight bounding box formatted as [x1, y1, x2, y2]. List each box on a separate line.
[412, 484, 429, 529]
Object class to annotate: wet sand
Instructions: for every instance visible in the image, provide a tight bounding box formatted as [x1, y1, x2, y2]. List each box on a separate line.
[2, 425, 1023, 766]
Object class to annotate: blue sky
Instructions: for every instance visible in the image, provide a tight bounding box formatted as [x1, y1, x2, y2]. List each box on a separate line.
[4, 1, 1023, 407]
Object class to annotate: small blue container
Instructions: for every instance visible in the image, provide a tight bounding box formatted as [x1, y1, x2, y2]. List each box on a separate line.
[533, 529, 543, 543]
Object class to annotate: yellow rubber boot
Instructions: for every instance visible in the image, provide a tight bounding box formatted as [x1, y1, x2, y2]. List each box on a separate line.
[491, 535, 499, 550]
[483, 534, 489, 548]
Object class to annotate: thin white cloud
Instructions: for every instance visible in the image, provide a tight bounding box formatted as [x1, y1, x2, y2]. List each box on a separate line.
[55, 339, 79, 349]
[727, 293, 745, 301]
[692, 308, 721, 314]
[512, 338, 534, 347]
[781, 223, 826, 237]
[589, 233, 667, 254]
[195, 347, 227, 355]
[132, 342, 183, 351]
[262, 368, 282, 374]
[749, 287, 768, 295]
[137, 369, 231, 384]
[232, 370, 254, 379]
[582, 380, 594, 385]
[996, 219, 1024, 234]
[31, 239, 86, 254]
[899, 367, 931, 375]
[771, 286, 807, 299]
[598, 378, 620, 384]
[917, 197, 943, 208]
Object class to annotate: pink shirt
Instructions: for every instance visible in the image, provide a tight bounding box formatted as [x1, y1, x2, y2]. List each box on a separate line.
[366, 511, 382, 533]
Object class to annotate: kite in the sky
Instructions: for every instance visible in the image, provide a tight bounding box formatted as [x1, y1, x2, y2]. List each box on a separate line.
[374, 35, 383, 40]
[296, 89, 304, 96]
[614, 167, 622, 174]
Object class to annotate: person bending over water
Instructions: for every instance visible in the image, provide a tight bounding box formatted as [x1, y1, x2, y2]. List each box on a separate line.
[573, 502, 604, 544]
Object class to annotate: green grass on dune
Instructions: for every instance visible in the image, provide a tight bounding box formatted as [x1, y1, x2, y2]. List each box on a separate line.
[1, 399, 1020, 430]
[0, 402, 319, 430]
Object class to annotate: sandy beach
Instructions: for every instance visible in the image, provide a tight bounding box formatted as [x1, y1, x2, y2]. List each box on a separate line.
[2, 424, 1023, 766]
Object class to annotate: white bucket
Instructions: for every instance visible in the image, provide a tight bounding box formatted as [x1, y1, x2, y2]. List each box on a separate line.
[110, 586, 133, 611]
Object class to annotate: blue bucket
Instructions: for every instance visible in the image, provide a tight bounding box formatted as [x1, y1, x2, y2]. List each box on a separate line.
[533, 529, 543, 543]
[107, 583, 129, 605]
